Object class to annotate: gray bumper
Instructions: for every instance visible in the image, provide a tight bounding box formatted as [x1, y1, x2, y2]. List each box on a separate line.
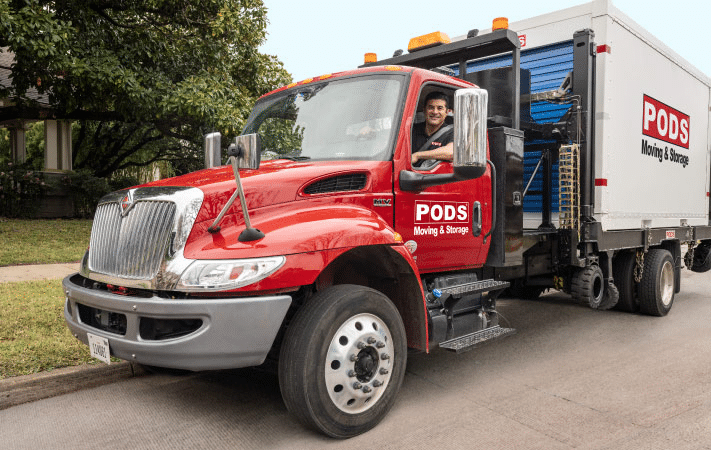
[63, 274, 292, 371]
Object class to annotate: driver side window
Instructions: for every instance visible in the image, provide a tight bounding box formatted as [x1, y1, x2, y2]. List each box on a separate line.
[411, 86, 456, 171]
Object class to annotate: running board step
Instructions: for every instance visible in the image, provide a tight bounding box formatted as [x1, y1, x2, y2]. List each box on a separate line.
[439, 325, 517, 353]
[437, 279, 510, 297]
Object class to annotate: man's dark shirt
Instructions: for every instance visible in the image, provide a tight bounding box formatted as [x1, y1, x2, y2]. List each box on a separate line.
[412, 121, 454, 153]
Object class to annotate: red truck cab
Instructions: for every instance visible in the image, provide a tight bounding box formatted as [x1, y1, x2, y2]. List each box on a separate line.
[63, 67, 494, 436]
[64, 32, 512, 438]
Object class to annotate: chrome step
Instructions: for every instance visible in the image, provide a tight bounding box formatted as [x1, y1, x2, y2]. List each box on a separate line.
[439, 325, 517, 353]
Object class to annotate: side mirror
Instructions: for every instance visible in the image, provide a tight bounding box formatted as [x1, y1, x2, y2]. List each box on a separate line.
[209, 133, 264, 239]
[228, 134, 262, 170]
[453, 88, 488, 179]
[204, 132, 222, 168]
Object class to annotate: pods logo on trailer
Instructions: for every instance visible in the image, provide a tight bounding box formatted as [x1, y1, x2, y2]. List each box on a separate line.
[642, 95, 689, 149]
[641, 95, 691, 168]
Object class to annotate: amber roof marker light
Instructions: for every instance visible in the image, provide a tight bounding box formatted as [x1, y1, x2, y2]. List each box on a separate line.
[408, 31, 451, 53]
[492, 17, 509, 30]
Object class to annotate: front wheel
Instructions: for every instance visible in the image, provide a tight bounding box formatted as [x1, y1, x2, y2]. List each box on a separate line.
[278, 285, 407, 438]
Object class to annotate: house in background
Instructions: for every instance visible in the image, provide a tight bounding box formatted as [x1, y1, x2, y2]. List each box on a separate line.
[1, 48, 73, 170]
[1, 48, 74, 216]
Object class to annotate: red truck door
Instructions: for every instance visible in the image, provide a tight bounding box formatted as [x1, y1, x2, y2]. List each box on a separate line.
[393, 83, 492, 273]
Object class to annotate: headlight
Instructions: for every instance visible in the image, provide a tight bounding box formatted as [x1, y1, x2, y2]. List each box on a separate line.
[176, 256, 286, 291]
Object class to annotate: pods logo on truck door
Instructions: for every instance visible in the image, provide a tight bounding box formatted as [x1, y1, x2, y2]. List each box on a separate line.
[413, 201, 470, 237]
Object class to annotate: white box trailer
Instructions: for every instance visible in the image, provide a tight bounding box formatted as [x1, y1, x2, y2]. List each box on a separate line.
[457, 0, 711, 231]
[365, 0, 711, 314]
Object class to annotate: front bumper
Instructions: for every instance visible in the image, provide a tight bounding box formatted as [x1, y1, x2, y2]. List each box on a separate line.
[63, 274, 292, 371]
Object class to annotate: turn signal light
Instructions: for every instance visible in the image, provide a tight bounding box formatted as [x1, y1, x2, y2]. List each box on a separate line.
[408, 31, 451, 52]
[492, 17, 509, 30]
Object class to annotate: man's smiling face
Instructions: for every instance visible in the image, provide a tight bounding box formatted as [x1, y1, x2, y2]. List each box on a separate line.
[425, 99, 449, 131]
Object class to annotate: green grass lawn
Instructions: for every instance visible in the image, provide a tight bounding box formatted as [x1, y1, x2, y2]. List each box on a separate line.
[0, 219, 92, 266]
[0, 279, 100, 378]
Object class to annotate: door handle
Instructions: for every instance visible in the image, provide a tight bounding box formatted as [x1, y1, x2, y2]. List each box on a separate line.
[472, 201, 482, 237]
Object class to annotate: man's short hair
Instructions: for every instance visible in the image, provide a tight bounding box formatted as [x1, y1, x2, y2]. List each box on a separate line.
[424, 91, 450, 109]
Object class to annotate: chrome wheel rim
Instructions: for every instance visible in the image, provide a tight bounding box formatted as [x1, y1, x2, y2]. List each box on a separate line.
[660, 260, 674, 307]
[324, 313, 395, 414]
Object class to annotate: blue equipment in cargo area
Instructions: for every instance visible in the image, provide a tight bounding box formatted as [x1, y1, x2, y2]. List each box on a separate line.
[455, 40, 574, 214]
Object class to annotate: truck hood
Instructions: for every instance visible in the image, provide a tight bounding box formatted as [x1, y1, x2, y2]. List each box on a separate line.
[144, 159, 392, 225]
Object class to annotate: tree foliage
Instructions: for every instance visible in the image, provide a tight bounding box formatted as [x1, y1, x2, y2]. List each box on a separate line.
[0, 0, 291, 175]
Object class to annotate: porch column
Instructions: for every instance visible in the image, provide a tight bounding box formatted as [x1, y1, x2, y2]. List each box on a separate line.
[9, 123, 27, 163]
[44, 120, 72, 170]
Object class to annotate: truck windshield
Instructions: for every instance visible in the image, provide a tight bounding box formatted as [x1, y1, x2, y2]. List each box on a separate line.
[243, 75, 404, 161]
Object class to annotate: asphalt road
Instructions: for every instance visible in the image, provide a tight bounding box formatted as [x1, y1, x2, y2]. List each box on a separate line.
[3, 270, 711, 449]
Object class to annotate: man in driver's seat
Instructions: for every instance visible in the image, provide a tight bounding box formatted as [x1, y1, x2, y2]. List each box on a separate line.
[411, 91, 454, 166]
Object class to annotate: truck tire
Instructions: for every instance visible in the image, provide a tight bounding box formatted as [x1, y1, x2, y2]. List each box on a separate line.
[598, 281, 619, 310]
[613, 251, 640, 313]
[278, 284, 407, 438]
[571, 265, 605, 309]
[691, 242, 711, 273]
[639, 249, 675, 317]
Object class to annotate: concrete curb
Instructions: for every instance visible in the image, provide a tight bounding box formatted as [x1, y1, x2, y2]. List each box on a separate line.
[1, 264, 151, 410]
[0, 362, 147, 410]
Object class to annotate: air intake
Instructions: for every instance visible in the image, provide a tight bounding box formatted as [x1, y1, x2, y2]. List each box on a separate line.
[303, 174, 367, 195]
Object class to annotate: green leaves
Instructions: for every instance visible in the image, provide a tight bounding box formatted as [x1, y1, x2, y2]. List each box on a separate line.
[2, 0, 292, 176]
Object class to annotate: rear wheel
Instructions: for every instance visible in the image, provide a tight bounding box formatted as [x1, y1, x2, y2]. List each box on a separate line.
[613, 251, 640, 313]
[639, 249, 675, 316]
[278, 285, 407, 438]
[690, 242, 711, 273]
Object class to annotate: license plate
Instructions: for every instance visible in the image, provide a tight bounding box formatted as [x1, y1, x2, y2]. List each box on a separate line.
[87, 333, 111, 365]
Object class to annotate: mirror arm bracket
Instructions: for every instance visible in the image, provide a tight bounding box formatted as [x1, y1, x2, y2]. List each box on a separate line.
[399, 171, 457, 191]
[206, 133, 264, 241]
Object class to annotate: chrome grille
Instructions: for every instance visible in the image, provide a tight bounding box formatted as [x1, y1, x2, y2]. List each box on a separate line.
[88, 200, 176, 279]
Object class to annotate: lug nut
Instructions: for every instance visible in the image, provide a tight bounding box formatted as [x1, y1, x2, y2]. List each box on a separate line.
[353, 382, 362, 389]
[376, 341, 385, 348]
[349, 354, 358, 362]
[379, 368, 389, 375]
[367, 337, 376, 344]
[347, 370, 356, 377]
[362, 385, 372, 393]
[380, 353, 390, 360]
[373, 380, 383, 387]
[357, 341, 367, 349]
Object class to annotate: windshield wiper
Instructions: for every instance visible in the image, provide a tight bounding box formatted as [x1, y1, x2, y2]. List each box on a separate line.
[278, 151, 311, 161]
